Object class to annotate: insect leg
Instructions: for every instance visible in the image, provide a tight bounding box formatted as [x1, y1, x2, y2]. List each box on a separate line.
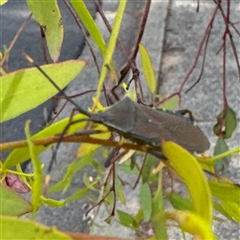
[175, 109, 195, 123]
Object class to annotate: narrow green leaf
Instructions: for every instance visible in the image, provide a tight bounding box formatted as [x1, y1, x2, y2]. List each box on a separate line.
[151, 171, 168, 239]
[133, 208, 144, 224]
[213, 201, 236, 222]
[213, 137, 230, 175]
[1, 60, 86, 123]
[139, 183, 152, 221]
[142, 154, 155, 183]
[120, 160, 139, 175]
[162, 141, 212, 225]
[0, 0, 8, 6]
[1, 216, 71, 239]
[48, 151, 95, 194]
[213, 105, 237, 139]
[25, 120, 42, 215]
[168, 193, 194, 212]
[3, 113, 87, 170]
[116, 184, 126, 205]
[165, 210, 216, 239]
[117, 210, 138, 230]
[83, 172, 97, 191]
[95, 0, 127, 103]
[221, 200, 240, 222]
[209, 181, 240, 204]
[0, 183, 32, 216]
[66, 188, 89, 202]
[159, 95, 179, 111]
[41, 197, 66, 208]
[70, 0, 106, 56]
[139, 43, 157, 94]
[26, 0, 63, 61]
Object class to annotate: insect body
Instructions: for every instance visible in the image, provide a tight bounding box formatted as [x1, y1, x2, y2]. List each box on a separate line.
[90, 97, 210, 154]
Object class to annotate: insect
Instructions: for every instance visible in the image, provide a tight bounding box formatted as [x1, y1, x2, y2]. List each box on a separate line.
[90, 96, 209, 154]
[25, 54, 210, 169]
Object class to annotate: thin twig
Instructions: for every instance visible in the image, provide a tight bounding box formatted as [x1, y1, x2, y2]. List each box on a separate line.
[0, 13, 32, 68]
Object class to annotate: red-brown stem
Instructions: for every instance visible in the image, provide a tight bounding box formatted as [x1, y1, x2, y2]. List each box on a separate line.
[0, 14, 32, 68]
[177, 4, 219, 95]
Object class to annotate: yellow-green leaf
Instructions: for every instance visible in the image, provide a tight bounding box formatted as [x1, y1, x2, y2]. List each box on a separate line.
[151, 171, 168, 239]
[94, 0, 127, 103]
[159, 95, 179, 111]
[165, 210, 216, 239]
[0, 183, 32, 216]
[25, 120, 42, 214]
[41, 197, 66, 208]
[70, 0, 106, 56]
[139, 43, 157, 94]
[3, 113, 87, 170]
[116, 184, 126, 205]
[0, 60, 86, 123]
[209, 181, 240, 204]
[0, 0, 8, 6]
[0, 215, 71, 239]
[26, 0, 63, 62]
[66, 188, 89, 202]
[162, 141, 212, 224]
[221, 200, 240, 222]
[48, 151, 95, 194]
[77, 124, 110, 157]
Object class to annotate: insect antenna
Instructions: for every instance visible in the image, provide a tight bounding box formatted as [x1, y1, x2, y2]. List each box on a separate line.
[23, 53, 91, 118]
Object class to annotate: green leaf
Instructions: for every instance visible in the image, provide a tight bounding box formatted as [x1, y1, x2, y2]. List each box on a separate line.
[116, 184, 126, 205]
[139, 183, 152, 221]
[70, 0, 106, 56]
[26, 0, 63, 62]
[0, 215, 71, 239]
[159, 95, 179, 111]
[142, 154, 155, 183]
[3, 113, 87, 170]
[120, 160, 139, 175]
[162, 141, 212, 225]
[0, 60, 86, 123]
[41, 197, 66, 208]
[213, 105, 237, 139]
[0, 0, 8, 6]
[48, 151, 95, 194]
[221, 200, 240, 222]
[77, 124, 110, 157]
[213, 201, 236, 222]
[117, 210, 138, 230]
[94, 0, 127, 102]
[0, 183, 32, 216]
[25, 120, 42, 214]
[83, 172, 97, 191]
[139, 43, 157, 94]
[151, 171, 168, 239]
[165, 210, 216, 239]
[213, 137, 230, 175]
[209, 181, 240, 204]
[168, 192, 194, 212]
[66, 188, 89, 202]
[133, 208, 144, 224]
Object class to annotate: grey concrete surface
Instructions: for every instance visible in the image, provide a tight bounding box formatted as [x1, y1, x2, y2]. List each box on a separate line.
[1, 0, 239, 239]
